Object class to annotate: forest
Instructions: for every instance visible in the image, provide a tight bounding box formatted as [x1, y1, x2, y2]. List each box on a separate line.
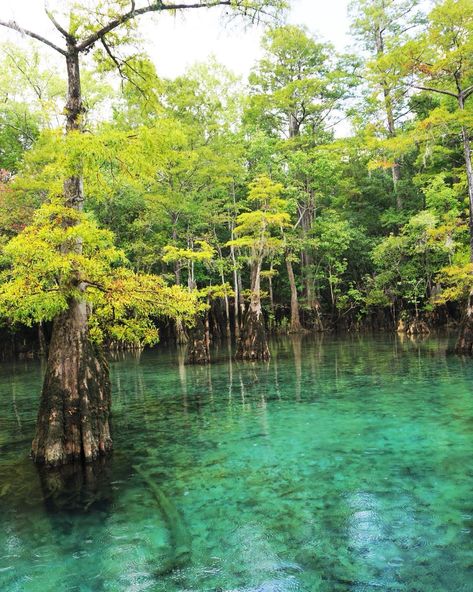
[0, 0, 472, 459]
[1, 2, 473, 590]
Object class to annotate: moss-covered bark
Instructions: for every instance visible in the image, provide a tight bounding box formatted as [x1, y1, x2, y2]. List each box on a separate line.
[235, 263, 270, 361]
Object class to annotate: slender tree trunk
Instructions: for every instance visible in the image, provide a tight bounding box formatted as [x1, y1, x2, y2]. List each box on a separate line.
[455, 120, 473, 354]
[216, 243, 231, 337]
[236, 261, 270, 361]
[268, 265, 275, 330]
[375, 24, 402, 211]
[31, 48, 111, 466]
[237, 271, 245, 327]
[230, 246, 240, 338]
[229, 208, 241, 338]
[286, 254, 303, 333]
[171, 218, 188, 344]
[38, 322, 48, 357]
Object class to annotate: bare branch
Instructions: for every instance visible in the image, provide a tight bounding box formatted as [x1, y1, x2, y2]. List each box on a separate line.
[100, 37, 126, 83]
[100, 36, 148, 97]
[44, 5, 72, 41]
[411, 84, 458, 99]
[0, 19, 66, 56]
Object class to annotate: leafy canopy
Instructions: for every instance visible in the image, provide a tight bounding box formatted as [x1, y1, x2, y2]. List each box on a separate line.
[0, 201, 197, 344]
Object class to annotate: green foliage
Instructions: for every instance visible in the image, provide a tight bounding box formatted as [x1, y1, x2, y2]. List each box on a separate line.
[229, 176, 290, 260]
[247, 25, 348, 141]
[370, 210, 453, 314]
[0, 201, 197, 344]
[163, 241, 215, 265]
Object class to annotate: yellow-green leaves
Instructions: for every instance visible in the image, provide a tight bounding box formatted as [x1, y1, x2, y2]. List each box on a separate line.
[227, 176, 289, 265]
[0, 200, 197, 344]
[0, 200, 122, 326]
[163, 241, 215, 265]
[88, 269, 198, 345]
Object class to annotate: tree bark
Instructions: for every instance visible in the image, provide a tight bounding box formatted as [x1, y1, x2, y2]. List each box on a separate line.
[229, 209, 240, 338]
[236, 262, 270, 361]
[186, 314, 210, 364]
[455, 120, 473, 354]
[216, 244, 231, 337]
[375, 24, 402, 211]
[31, 301, 112, 465]
[286, 253, 303, 333]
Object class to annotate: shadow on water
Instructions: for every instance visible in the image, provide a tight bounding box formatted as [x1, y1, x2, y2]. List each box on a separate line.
[37, 458, 114, 515]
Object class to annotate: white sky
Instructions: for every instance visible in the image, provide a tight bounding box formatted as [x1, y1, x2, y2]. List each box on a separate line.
[1, 0, 351, 78]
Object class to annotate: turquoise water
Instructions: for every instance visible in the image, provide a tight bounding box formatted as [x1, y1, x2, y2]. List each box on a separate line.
[1, 334, 473, 591]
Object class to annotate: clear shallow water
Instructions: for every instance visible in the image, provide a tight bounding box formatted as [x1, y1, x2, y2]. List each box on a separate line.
[1, 334, 473, 592]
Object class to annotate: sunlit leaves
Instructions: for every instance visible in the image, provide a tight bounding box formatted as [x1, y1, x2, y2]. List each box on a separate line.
[0, 201, 197, 343]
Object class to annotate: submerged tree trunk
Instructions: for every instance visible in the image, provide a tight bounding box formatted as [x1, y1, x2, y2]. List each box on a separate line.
[236, 263, 270, 361]
[186, 314, 210, 364]
[175, 319, 189, 345]
[455, 293, 473, 354]
[31, 300, 112, 465]
[236, 306, 270, 361]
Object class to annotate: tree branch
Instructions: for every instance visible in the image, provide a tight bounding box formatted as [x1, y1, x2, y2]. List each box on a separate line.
[463, 85, 473, 100]
[0, 19, 66, 56]
[411, 84, 458, 99]
[44, 6, 73, 41]
[76, 0, 233, 52]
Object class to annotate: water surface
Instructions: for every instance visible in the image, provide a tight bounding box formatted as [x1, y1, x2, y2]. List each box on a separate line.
[1, 334, 473, 591]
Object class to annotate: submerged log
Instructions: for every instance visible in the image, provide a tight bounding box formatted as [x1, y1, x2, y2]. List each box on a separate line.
[134, 465, 191, 575]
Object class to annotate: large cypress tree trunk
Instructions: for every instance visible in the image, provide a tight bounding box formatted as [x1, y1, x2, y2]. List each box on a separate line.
[31, 47, 111, 465]
[32, 301, 112, 465]
[236, 263, 270, 361]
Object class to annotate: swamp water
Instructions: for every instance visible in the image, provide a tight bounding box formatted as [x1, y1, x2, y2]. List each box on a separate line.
[1, 334, 473, 592]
